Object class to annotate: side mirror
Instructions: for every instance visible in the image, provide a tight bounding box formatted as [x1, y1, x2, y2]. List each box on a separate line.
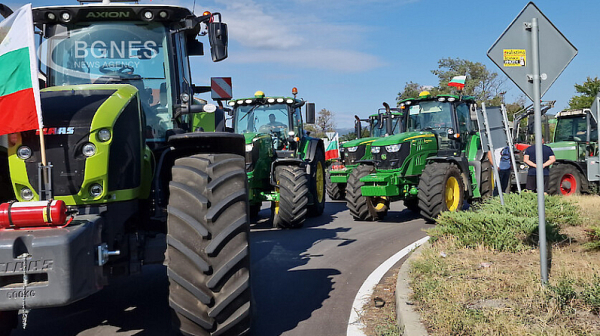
[187, 40, 204, 56]
[378, 113, 384, 129]
[0, 4, 13, 19]
[208, 22, 228, 62]
[306, 103, 315, 124]
[354, 115, 362, 139]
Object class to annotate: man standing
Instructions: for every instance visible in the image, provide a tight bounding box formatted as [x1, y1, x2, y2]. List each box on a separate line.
[523, 138, 556, 193]
[488, 146, 512, 195]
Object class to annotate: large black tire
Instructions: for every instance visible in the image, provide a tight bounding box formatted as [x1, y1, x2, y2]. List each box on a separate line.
[548, 163, 583, 196]
[167, 154, 251, 336]
[479, 157, 494, 200]
[0, 152, 13, 203]
[271, 165, 309, 229]
[418, 162, 465, 222]
[326, 170, 346, 200]
[346, 165, 376, 221]
[308, 148, 326, 216]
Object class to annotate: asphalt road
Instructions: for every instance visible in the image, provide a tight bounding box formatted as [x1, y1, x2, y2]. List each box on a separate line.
[10, 199, 432, 336]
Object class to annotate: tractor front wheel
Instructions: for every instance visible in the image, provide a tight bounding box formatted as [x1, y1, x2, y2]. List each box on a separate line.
[271, 165, 309, 228]
[418, 162, 465, 222]
[167, 154, 251, 336]
[549, 164, 583, 196]
[326, 170, 346, 200]
[308, 148, 326, 216]
[346, 164, 377, 221]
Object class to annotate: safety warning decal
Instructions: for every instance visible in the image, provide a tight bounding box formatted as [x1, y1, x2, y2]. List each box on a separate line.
[503, 49, 526, 67]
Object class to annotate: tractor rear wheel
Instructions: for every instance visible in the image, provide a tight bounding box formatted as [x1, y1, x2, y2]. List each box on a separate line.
[549, 164, 583, 196]
[418, 162, 465, 222]
[479, 157, 494, 199]
[167, 154, 251, 336]
[346, 164, 376, 221]
[271, 165, 309, 228]
[308, 148, 326, 216]
[326, 170, 346, 200]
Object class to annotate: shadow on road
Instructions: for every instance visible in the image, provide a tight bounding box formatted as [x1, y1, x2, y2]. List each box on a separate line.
[249, 201, 354, 335]
[11, 264, 171, 336]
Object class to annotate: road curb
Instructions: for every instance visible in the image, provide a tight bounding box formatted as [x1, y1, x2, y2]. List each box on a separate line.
[395, 241, 429, 336]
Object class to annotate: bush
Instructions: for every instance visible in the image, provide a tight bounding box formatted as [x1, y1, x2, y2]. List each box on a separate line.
[428, 193, 580, 252]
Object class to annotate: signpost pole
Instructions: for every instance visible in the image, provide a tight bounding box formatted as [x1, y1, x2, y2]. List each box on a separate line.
[530, 17, 548, 285]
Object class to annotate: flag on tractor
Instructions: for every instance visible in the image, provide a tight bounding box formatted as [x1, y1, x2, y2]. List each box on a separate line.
[448, 75, 466, 90]
[325, 133, 340, 160]
[0, 4, 43, 136]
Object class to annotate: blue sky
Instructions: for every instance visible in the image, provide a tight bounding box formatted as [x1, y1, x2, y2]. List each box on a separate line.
[5, 0, 599, 128]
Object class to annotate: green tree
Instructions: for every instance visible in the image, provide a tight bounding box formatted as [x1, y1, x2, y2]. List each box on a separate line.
[396, 81, 423, 105]
[340, 128, 369, 142]
[431, 57, 505, 105]
[568, 76, 600, 109]
[304, 108, 335, 139]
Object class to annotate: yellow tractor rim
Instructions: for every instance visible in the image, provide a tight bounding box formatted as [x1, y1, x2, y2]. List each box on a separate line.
[316, 161, 324, 203]
[445, 176, 460, 211]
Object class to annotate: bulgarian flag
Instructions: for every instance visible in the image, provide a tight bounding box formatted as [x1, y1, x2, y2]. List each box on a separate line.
[325, 133, 340, 161]
[448, 75, 466, 90]
[0, 4, 43, 135]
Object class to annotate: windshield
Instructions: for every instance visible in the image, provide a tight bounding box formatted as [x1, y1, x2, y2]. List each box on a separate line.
[406, 101, 453, 132]
[44, 22, 171, 142]
[554, 116, 596, 142]
[371, 116, 401, 137]
[233, 104, 290, 135]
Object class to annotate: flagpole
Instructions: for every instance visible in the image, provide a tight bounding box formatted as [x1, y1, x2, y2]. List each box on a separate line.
[39, 128, 47, 167]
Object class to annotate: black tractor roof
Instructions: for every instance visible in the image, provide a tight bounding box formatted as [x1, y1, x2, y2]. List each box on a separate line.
[33, 4, 192, 25]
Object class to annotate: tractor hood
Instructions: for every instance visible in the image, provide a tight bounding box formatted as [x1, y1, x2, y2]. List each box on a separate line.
[243, 132, 272, 145]
[342, 137, 378, 148]
[370, 131, 435, 147]
[547, 141, 581, 161]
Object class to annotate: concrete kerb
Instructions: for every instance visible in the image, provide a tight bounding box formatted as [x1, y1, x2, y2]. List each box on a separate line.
[395, 241, 430, 336]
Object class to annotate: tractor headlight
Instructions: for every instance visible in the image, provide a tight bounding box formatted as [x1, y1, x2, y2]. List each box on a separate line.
[276, 98, 284, 103]
[347, 146, 359, 152]
[371, 146, 381, 154]
[143, 10, 154, 20]
[385, 144, 401, 153]
[89, 184, 103, 198]
[20, 188, 34, 201]
[245, 144, 253, 152]
[286, 99, 294, 104]
[228, 101, 236, 106]
[17, 146, 32, 160]
[82, 143, 96, 157]
[97, 129, 111, 142]
[268, 98, 275, 103]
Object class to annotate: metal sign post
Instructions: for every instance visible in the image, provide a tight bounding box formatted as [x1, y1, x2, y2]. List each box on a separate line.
[481, 103, 505, 205]
[500, 105, 522, 193]
[488, 2, 577, 285]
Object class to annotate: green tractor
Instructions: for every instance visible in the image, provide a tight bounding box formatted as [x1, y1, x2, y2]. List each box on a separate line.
[327, 107, 402, 201]
[0, 2, 251, 336]
[547, 107, 599, 195]
[358, 92, 493, 221]
[228, 89, 326, 228]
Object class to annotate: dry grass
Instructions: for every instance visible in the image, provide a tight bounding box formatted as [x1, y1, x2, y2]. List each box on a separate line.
[410, 195, 600, 336]
[361, 269, 400, 336]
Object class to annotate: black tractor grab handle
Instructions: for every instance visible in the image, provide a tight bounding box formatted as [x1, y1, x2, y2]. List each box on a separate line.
[0, 4, 13, 19]
[383, 102, 393, 136]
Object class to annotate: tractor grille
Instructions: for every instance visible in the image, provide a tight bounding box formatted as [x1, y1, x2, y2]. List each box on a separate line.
[22, 90, 115, 196]
[344, 145, 366, 165]
[372, 143, 410, 170]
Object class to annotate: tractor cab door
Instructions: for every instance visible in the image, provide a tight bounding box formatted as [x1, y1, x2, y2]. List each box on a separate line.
[455, 102, 474, 151]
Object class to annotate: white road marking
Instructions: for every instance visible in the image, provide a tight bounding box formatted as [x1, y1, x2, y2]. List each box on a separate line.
[346, 236, 430, 336]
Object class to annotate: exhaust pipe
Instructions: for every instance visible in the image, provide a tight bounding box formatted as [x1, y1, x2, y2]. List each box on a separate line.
[354, 115, 362, 139]
[382, 102, 393, 136]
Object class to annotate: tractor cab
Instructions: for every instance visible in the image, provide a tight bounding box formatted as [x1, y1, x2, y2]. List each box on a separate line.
[229, 90, 315, 155]
[33, 1, 228, 146]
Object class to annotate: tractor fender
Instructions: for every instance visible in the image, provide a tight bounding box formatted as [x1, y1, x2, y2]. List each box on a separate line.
[426, 156, 473, 198]
[304, 138, 325, 164]
[270, 158, 306, 186]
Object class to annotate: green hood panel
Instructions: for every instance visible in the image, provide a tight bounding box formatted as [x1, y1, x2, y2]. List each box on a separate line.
[342, 137, 378, 148]
[548, 141, 581, 161]
[371, 131, 435, 146]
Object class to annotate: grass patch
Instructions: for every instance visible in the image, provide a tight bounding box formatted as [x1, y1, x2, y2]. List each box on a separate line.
[410, 194, 600, 336]
[429, 193, 580, 252]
